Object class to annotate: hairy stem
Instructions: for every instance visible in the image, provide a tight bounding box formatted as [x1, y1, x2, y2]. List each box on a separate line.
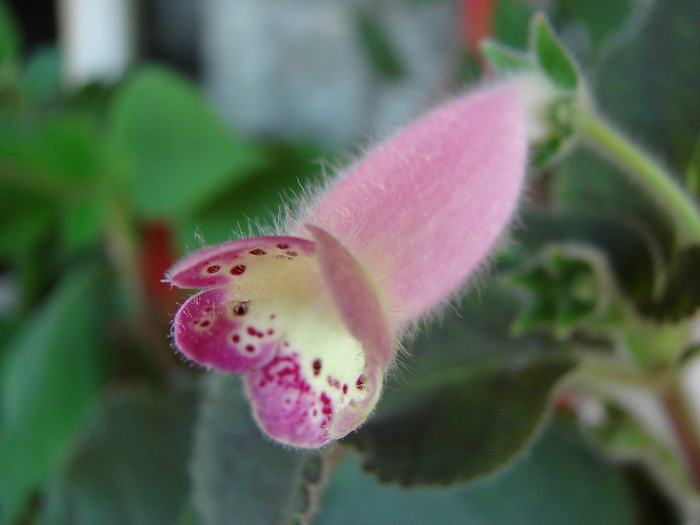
[575, 105, 700, 243]
[661, 377, 700, 491]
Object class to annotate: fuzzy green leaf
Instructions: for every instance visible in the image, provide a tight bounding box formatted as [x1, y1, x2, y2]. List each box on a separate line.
[531, 14, 579, 90]
[37, 385, 199, 525]
[191, 373, 313, 525]
[344, 285, 575, 485]
[0, 268, 106, 523]
[638, 244, 700, 321]
[508, 245, 616, 339]
[319, 416, 635, 525]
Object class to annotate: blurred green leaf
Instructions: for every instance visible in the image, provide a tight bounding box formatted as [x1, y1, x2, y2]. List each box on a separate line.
[177, 142, 327, 248]
[22, 46, 62, 104]
[59, 194, 108, 254]
[0, 267, 106, 523]
[591, 0, 700, 173]
[508, 245, 616, 339]
[549, 0, 637, 58]
[109, 66, 264, 220]
[0, 184, 54, 259]
[38, 384, 199, 525]
[638, 244, 700, 321]
[0, 111, 103, 194]
[551, 147, 676, 287]
[344, 284, 574, 485]
[480, 39, 534, 75]
[493, 0, 535, 49]
[319, 416, 635, 525]
[0, 1, 20, 70]
[191, 373, 312, 525]
[356, 9, 405, 81]
[531, 14, 579, 90]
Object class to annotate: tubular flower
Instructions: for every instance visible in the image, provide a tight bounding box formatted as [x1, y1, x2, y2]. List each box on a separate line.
[167, 81, 528, 448]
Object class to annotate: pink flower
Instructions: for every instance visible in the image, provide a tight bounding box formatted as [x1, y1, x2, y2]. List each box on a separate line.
[167, 82, 528, 448]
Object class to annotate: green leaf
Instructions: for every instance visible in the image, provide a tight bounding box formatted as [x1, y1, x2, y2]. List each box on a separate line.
[480, 39, 534, 75]
[591, 0, 700, 173]
[356, 9, 405, 81]
[531, 14, 579, 90]
[0, 111, 103, 193]
[176, 141, 327, 247]
[638, 244, 700, 321]
[0, 1, 21, 69]
[551, 146, 676, 294]
[318, 416, 635, 525]
[0, 183, 55, 259]
[548, 0, 638, 61]
[508, 245, 619, 339]
[344, 284, 575, 485]
[190, 373, 312, 525]
[38, 384, 199, 525]
[108, 66, 264, 220]
[493, 0, 536, 49]
[0, 267, 106, 523]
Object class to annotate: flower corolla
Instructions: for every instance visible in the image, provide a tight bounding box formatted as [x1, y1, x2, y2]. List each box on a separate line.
[167, 81, 528, 448]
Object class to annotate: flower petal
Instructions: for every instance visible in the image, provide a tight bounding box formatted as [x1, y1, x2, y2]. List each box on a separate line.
[309, 83, 528, 322]
[173, 287, 280, 373]
[307, 224, 393, 369]
[170, 234, 387, 448]
[167, 236, 315, 290]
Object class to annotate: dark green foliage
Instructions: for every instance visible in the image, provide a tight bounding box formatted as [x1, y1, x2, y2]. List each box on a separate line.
[37, 385, 199, 525]
[0, 268, 107, 523]
[319, 416, 636, 525]
[190, 373, 313, 525]
[344, 284, 575, 485]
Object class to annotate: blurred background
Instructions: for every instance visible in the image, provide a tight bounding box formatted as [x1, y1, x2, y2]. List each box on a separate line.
[1, 0, 699, 524]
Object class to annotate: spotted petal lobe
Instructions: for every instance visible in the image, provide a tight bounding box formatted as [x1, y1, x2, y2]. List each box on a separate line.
[167, 236, 316, 290]
[169, 233, 390, 448]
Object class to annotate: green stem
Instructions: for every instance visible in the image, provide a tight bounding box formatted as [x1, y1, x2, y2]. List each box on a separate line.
[661, 377, 700, 492]
[575, 105, 700, 243]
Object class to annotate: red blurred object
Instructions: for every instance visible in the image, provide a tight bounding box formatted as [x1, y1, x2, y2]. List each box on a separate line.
[140, 221, 180, 310]
[460, 0, 497, 65]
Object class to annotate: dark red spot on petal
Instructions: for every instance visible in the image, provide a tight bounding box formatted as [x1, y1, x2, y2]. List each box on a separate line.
[276, 243, 290, 249]
[322, 405, 332, 415]
[267, 329, 274, 335]
[249, 249, 266, 256]
[312, 359, 322, 376]
[343, 384, 348, 394]
[286, 251, 297, 257]
[320, 392, 331, 405]
[232, 334, 241, 343]
[199, 320, 211, 328]
[206, 264, 221, 274]
[247, 326, 257, 336]
[245, 345, 255, 353]
[232, 301, 248, 316]
[356, 375, 366, 390]
[231, 264, 246, 275]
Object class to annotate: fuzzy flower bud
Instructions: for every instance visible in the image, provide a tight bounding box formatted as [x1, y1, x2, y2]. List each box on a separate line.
[167, 80, 528, 448]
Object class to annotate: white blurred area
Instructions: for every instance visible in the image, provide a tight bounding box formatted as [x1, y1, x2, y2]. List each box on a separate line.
[58, 0, 138, 87]
[57, 0, 463, 147]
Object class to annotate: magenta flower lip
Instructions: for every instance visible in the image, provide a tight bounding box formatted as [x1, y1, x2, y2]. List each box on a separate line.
[167, 81, 528, 448]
